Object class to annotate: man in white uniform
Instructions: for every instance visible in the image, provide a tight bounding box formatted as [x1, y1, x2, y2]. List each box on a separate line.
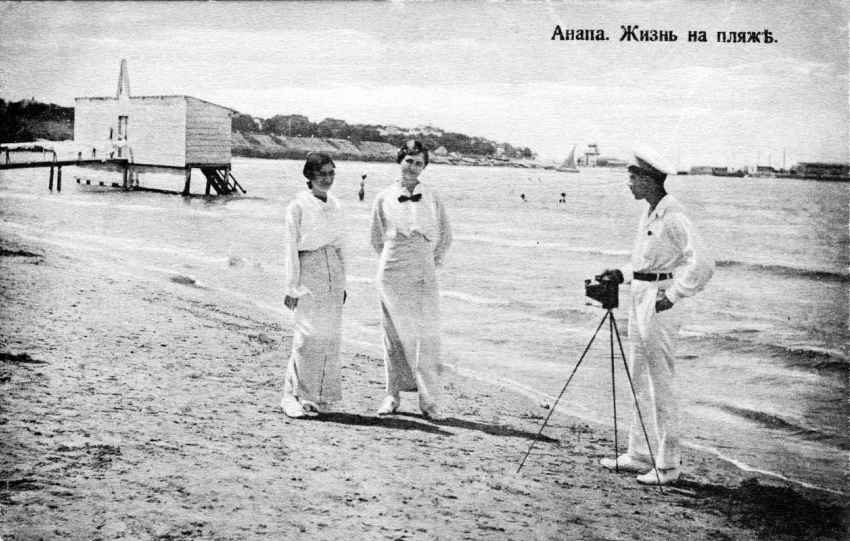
[599, 144, 714, 485]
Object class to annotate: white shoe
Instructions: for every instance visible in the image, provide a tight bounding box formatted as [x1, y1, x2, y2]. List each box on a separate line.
[637, 468, 681, 486]
[376, 396, 400, 416]
[600, 454, 653, 473]
[301, 400, 328, 416]
[421, 406, 444, 421]
[280, 395, 307, 419]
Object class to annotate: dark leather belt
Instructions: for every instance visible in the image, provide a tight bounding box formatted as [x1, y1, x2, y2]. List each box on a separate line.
[634, 272, 674, 281]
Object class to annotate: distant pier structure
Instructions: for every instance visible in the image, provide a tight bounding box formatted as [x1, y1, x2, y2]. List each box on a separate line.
[73, 60, 243, 195]
[0, 60, 243, 195]
[579, 144, 599, 167]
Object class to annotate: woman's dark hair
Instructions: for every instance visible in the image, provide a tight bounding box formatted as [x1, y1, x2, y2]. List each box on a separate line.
[302, 152, 336, 187]
[396, 140, 429, 167]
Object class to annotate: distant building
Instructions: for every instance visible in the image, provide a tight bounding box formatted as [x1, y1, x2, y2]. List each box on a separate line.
[378, 124, 443, 138]
[596, 157, 629, 168]
[432, 146, 448, 156]
[412, 125, 444, 137]
[580, 144, 600, 166]
[73, 60, 241, 195]
[792, 162, 850, 180]
[74, 60, 234, 169]
[379, 125, 408, 136]
[712, 167, 746, 177]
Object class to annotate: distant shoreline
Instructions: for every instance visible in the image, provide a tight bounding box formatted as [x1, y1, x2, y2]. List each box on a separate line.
[232, 132, 562, 169]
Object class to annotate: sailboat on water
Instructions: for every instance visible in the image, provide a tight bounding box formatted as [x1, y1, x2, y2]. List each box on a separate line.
[556, 145, 580, 173]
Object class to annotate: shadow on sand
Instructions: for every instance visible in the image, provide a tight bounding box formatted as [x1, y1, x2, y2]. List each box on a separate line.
[309, 412, 454, 436]
[674, 477, 847, 540]
[311, 411, 558, 443]
[427, 415, 558, 443]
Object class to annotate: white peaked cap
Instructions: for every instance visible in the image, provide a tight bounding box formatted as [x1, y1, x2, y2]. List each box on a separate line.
[630, 143, 677, 176]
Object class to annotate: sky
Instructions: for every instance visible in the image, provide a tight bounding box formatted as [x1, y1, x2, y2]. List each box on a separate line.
[0, 0, 847, 167]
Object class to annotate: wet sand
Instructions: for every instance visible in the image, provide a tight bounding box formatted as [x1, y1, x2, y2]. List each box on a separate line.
[0, 234, 846, 540]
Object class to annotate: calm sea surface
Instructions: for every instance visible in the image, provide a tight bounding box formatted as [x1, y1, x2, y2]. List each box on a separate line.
[1, 157, 847, 493]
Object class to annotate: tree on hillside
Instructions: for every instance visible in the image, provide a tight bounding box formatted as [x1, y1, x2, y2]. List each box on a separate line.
[228, 107, 537, 156]
[346, 124, 383, 143]
[0, 98, 73, 143]
[264, 114, 313, 137]
[316, 118, 347, 138]
[232, 113, 259, 133]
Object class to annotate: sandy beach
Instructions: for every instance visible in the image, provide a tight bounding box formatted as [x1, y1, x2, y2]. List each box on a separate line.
[0, 231, 846, 540]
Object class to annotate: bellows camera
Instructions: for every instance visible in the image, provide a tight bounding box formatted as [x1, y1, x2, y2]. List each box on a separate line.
[585, 275, 619, 309]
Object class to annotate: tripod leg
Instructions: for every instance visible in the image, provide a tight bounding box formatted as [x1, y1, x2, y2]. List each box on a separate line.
[610, 313, 664, 491]
[517, 310, 609, 474]
[609, 312, 619, 472]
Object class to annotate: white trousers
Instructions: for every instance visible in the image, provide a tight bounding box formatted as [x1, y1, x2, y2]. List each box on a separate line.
[625, 278, 684, 470]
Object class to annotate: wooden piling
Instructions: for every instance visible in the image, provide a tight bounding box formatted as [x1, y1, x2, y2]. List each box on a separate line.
[57, 167, 62, 192]
[49, 166, 54, 190]
[183, 168, 192, 196]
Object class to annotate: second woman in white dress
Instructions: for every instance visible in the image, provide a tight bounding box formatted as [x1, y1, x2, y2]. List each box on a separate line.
[370, 140, 452, 420]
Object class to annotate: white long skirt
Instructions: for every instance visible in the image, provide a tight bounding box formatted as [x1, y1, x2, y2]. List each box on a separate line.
[377, 232, 443, 411]
[284, 245, 345, 405]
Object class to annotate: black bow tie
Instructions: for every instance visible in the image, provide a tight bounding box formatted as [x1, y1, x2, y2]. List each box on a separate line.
[398, 193, 422, 203]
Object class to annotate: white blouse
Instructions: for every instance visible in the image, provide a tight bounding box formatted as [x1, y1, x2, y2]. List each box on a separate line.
[622, 194, 714, 303]
[370, 181, 452, 266]
[283, 190, 346, 298]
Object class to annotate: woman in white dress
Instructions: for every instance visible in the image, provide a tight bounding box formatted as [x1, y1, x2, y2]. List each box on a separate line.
[370, 140, 452, 420]
[280, 153, 347, 418]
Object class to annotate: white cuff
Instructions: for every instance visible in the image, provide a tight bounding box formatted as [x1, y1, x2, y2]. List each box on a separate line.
[664, 287, 683, 304]
[285, 284, 311, 299]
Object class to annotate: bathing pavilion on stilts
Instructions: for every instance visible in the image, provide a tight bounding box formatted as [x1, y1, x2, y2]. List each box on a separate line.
[1, 60, 244, 196]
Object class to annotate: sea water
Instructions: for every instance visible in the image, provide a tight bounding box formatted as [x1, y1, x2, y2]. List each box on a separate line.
[1, 157, 847, 494]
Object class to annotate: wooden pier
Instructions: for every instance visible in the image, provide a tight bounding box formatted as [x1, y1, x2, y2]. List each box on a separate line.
[0, 157, 128, 193]
[0, 159, 111, 170]
[0, 158, 245, 195]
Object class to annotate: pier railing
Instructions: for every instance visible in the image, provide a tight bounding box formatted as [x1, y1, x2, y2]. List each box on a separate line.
[0, 155, 246, 195]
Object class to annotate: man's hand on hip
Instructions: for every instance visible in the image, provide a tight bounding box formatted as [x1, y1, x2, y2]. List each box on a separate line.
[655, 293, 674, 312]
